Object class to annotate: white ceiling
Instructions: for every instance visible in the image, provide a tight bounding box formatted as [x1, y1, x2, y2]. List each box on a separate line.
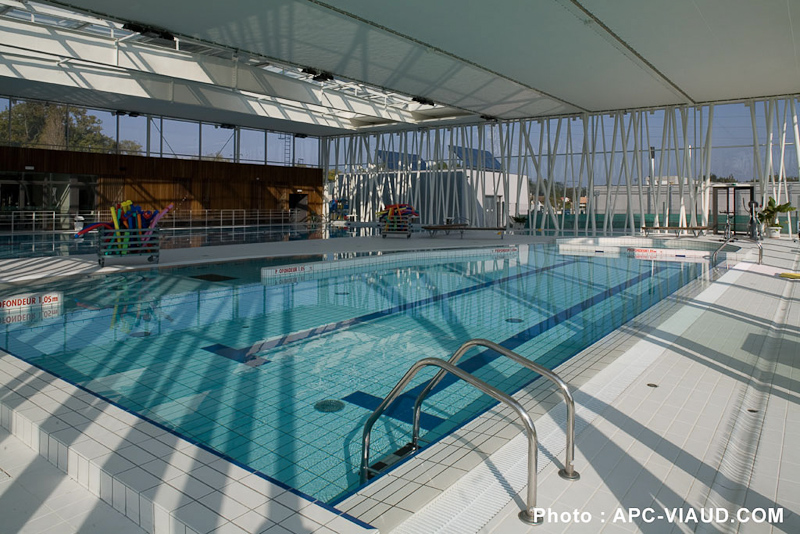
[4, 0, 800, 135]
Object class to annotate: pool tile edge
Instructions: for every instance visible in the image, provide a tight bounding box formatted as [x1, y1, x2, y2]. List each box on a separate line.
[0, 351, 377, 534]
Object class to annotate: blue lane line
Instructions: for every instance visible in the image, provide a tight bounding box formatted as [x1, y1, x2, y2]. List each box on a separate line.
[238, 258, 578, 358]
[342, 391, 446, 430]
[343, 266, 663, 427]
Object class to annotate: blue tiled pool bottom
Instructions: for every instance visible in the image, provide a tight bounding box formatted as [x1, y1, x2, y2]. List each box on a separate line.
[0, 245, 706, 502]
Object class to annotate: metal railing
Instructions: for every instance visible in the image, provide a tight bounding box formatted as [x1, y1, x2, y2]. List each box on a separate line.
[711, 235, 736, 265]
[0, 209, 302, 234]
[166, 209, 301, 229]
[411, 339, 579, 481]
[360, 342, 579, 524]
[0, 210, 83, 233]
[360, 358, 545, 524]
[712, 236, 762, 266]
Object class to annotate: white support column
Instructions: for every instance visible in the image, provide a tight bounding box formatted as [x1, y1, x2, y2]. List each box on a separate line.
[677, 107, 689, 230]
[544, 118, 563, 234]
[701, 105, 715, 228]
[764, 100, 776, 203]
[587, 115, 599, 236]
[750, 101, 766, 204]
[619, 113, 634, 234]
[790, 98, 800, 232]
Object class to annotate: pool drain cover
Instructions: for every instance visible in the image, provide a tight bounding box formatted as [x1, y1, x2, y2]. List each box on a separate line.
[335, 291, 350, 295]
[314, 400, 345, 413]
[505, 318, 523, 323]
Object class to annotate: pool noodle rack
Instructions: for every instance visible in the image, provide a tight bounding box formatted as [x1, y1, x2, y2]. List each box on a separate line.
[381, 215, 412, 238]
[97, 228, 161, 267]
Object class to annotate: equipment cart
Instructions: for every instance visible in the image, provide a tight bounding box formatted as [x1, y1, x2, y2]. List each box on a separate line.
[98, 228, 160, 267]
[381, 215, 412, 238]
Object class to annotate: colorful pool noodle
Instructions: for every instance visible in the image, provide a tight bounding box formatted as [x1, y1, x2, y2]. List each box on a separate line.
[74, 222, 114, 238]
[110, 206, 120, 230]
[74, 201, 172, 242]
[148, 203, 173, 229]
[377, 203, 419, 221]
[143, 203, 173, 242]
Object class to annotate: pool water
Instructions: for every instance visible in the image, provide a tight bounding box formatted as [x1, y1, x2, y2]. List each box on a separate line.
[0, 244, 709, 502]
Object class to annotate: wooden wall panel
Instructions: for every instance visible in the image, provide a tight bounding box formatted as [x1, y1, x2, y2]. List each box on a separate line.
[0, 146, 323, 214]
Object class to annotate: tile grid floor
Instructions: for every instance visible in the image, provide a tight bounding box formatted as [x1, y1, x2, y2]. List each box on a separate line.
[0, 235, 785, 534]
[395, 248, 799, 533]
[0, 352, 375, 534]
[0, 425, 147, 534]
[337, 251, 724, 532]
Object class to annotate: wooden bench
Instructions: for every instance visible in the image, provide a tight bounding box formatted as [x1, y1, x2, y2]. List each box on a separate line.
[422, 224, 506, 239]
[641, 226, 709, 237]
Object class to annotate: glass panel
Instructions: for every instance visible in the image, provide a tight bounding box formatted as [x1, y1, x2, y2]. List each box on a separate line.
[149, 117, 162, 157]
[162, 118, 199, 159]
[0, 97, 8, 144]
[294, 136, 319, 167]
[267, 131, 292, 166]
[68, 107, 116, 153]
[238, 128, 265, 164]
[712, 102, 752, 149]
[711, 146, 754, 183]
[118, 114, 147, 156]
[200, 123, 235, 161]
[8, 100, 67, 149]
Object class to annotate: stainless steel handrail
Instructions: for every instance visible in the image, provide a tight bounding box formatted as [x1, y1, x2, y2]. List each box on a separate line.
[410, 338, 579, 481]
[711, 235, 736, 265]
[359, 357, 544, 524]
[712, 236, 762, 266]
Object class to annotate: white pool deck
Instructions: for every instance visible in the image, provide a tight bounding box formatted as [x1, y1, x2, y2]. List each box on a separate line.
[0, 232, 797, 534]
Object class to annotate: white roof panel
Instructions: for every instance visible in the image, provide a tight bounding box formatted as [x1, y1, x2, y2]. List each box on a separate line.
[4, 0, 797, 134]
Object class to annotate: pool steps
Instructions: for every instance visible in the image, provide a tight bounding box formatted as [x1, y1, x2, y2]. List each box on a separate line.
[0, 352, 376, 534]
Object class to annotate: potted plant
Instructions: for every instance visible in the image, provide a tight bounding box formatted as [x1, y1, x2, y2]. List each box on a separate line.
[509, 214, 528, 231]
[757, 197, 796, 238]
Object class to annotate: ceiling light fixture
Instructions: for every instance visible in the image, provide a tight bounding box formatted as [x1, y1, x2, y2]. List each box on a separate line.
[122, 22, 174, 41]
[312, 72, 334, 83]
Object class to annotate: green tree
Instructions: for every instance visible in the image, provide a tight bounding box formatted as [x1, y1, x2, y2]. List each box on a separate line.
[203, 152, 231, 162]
[0, 101, 142, 154]
[708, 173, 736, 183]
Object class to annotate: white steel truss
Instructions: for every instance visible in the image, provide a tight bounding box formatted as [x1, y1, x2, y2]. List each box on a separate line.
[324, 98, 800, 235]
[0, 1, 470, 132]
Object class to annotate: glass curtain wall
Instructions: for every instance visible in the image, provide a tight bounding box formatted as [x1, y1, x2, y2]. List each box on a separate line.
[323, 98, 800, 235]
[0, 95, 320, 168]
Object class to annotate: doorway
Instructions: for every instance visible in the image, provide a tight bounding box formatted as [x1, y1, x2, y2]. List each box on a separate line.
[289, 193, 309, 221]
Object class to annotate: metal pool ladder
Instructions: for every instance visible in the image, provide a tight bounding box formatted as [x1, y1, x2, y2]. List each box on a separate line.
[359, 339, 579, 525]
[712, 236, 762, 266]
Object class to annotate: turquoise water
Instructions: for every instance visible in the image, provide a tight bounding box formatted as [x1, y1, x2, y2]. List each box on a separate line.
[0, 245, 708, 502]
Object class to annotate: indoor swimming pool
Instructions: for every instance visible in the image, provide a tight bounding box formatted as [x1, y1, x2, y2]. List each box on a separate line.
[0, 244, 714, 503]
